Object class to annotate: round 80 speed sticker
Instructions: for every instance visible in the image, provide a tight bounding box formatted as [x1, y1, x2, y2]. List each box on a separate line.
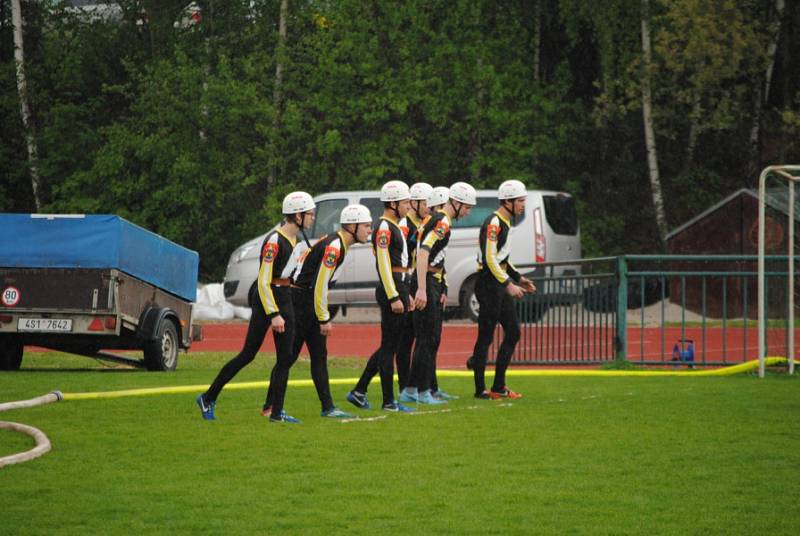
[2, 286, 20, 307]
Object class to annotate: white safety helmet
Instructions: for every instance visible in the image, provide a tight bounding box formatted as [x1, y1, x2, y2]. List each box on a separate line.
[449, 181, 477, 206]
[282, 191, 316, 214]
[409, 182, 433, 201]
[427, 186, 449, 207]
[379, 180, 411, 202]
[339, 204, 373, 225]
[498, 179, 527, 200]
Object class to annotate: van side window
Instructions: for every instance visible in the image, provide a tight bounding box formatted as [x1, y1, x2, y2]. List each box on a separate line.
[543, 195, 578, 235]
[311, 199, 348, 239]
[358, 197, 385, 224]
[451, 197, 527, 228]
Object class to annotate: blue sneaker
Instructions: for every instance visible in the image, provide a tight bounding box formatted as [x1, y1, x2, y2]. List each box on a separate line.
[196, 394, 215, 420]
[269, 410, 300, 423]
[433, 389, 459, 401]
[382, 400, 416, 413]
[417, 390, 446, 405]
[346, 390, 370, 410]
[321, 407, 354, 419]
[399, 388, 418, 403]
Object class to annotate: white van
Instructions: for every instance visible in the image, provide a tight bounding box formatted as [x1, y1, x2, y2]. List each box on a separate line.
[222, 189, 580, 321]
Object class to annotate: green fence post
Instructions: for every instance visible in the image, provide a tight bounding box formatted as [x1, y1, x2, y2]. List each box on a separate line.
[616, 256, 628, 362]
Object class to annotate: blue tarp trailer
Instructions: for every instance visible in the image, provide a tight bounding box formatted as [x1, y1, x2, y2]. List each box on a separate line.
[0, 214, 200, 371]
[0, 214, 198, 302]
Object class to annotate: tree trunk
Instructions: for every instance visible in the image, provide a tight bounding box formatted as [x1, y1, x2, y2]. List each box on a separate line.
[267, 0, 288, 188]
[11, 0, 42, 211]
[199, 1, 214, 143]
[684, 90, 701, 171]
[532, 0, 541, 84]
[470, 56, 484, 181]
[640, 0, 668, 242]
[747, 0, 785, 179]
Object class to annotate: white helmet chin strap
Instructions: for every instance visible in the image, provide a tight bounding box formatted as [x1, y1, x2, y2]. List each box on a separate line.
[501, 199, 516, 226]
[291, 212, 312, 248]
[343, 223, 361, 243]
[450, 200, 461, 220]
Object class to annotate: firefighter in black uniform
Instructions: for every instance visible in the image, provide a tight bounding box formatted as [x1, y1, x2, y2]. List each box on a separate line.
[197, 191, 315, 421]
[395, 182, 432, 396]
[407, 182, 476, 404]
[347, 180, 416, 412]
[425, 186, 457, 401]
[264, 204, 373, 419]
[467, 180, 536, 399]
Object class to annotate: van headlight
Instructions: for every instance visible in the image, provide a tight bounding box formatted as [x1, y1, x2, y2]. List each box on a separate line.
[232, 245, 255, 263]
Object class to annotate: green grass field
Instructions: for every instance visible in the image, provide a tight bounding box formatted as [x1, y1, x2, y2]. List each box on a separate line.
[2, 352, 799, 535]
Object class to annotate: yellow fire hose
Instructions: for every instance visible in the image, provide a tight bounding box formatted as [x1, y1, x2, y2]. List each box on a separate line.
[0, 357, 790, 468]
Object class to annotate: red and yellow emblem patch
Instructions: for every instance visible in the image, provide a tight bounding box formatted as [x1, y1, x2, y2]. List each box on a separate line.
[262, 242, 279, 263]
[487, 224, 500, 242]
[323, 246, 340, 268]
[376, 229, 391, 249]
[433, 220, 450, 239]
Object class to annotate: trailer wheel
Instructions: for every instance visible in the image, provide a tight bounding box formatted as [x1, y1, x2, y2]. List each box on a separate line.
[144, 319, 178, 371]
[0, 336, 23, 371]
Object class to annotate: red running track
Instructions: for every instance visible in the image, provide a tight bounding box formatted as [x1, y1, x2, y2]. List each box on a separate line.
[190, 323, 799, 366]
[26, 322, 797, 367]
[192, 323, 479, 368]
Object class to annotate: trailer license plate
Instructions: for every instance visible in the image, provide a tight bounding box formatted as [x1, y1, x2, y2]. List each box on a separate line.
[17, 318, 73, 333]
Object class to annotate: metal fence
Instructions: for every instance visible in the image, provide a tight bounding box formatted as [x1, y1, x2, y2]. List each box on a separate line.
[492, 255, 798, 366]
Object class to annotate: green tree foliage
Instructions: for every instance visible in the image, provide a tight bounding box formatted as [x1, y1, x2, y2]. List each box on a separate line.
[1, 0, 799, 278]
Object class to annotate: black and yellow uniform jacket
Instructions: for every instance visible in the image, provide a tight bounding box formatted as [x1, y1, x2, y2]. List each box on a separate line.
[292, 231, 348, 324]
[419, 209, 451, 283]
[257, 228, 297, 319]
[373, 215, 409, 303]
[400, 212, 424, 273]
[476, 211, 521, 286]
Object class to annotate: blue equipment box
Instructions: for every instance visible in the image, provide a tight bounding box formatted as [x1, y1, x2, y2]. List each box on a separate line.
[0, 214, 199, 302]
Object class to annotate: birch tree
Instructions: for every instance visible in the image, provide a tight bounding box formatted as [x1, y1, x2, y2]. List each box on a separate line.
[11, 0, 41, 210]
[747, 0, 785, 178]
[267, 0, 288, 188]
[640, 0, 668, 242]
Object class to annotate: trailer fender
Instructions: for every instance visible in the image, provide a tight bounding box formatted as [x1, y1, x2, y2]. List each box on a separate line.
[137, 307, 182, 345]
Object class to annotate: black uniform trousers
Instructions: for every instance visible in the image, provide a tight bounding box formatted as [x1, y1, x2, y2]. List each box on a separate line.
[409, 273, 444, 392]
[204, 285, 294, 404]
[469, 271, 521, 394]
[354, 283, 409, 406]
[395, 277, 417, 392]
[265, 287, 335, 412]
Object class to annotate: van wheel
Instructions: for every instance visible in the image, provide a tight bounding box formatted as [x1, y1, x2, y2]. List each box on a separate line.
[460, 276, 480, 323]
[0, 336, 23, 370]
[144, 319, 178, 371]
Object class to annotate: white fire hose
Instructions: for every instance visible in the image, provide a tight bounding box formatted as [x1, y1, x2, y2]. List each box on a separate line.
[0, 391, 63, 468]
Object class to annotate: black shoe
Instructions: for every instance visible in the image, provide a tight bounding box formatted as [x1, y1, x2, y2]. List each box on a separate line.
[474, 390, 493, 399]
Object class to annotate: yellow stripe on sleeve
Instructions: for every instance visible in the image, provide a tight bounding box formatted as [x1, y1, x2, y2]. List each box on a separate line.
[313, 239, 341, 322]
[485, 217, 509, 284]
[257, 237, 280, 315]
[376, 223, 398, 300]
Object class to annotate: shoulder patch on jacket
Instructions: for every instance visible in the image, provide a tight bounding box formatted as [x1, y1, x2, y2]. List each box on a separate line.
[434, 220, 449, 239]
[263, 242, 279, 263]
[323, 246, 340, 268]
[376, 229, 391, 249]
[487, 224, 500, 242]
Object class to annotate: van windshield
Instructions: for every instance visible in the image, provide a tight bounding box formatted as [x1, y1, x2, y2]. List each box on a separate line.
[311, 198, 348, 238]
[543, 195, 578, 235]
[451, 197, 526, 229]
